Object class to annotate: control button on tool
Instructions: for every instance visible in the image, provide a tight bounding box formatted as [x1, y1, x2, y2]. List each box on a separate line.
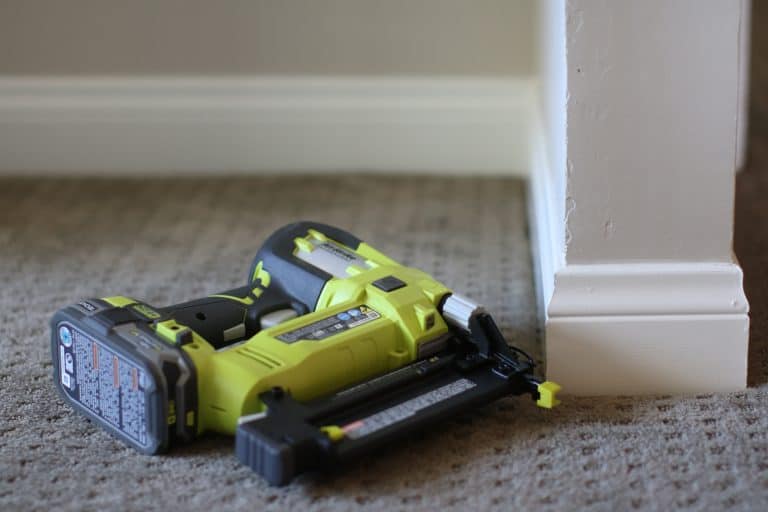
[372, 275, 407, 292]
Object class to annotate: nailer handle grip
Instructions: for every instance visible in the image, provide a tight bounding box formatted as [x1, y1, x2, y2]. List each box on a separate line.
[160, 284, 306, 350]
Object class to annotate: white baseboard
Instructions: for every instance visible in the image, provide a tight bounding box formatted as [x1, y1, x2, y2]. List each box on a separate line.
[548, 312, 748, 396]
[546, 262, 749, 395]
[0, 76, 534, 175]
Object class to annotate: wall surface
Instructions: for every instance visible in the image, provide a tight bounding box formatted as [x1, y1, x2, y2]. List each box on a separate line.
[565, 0, 741, 263]
[0, 0, 533, 76]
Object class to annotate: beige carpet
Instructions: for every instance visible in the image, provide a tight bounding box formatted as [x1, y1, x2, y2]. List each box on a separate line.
[0, 174, 766, 511]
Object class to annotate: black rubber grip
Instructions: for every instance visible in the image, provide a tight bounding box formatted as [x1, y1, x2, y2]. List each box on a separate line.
[248, 221, 362, 310]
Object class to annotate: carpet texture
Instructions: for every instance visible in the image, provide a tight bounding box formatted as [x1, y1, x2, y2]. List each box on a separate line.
[1, 174, 766, 511]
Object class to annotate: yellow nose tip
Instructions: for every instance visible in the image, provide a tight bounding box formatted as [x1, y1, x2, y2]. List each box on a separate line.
[536, 381, 562, 409]
[320, 425, 346, 442]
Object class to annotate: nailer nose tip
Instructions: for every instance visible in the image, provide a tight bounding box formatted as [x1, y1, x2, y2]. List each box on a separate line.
[536, 381, 562, 409]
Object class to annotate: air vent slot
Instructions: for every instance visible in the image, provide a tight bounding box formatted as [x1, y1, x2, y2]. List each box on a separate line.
[237, 346, 284, 369]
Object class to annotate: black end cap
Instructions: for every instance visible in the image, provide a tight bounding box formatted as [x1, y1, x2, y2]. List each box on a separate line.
[236, 422, 296, 486]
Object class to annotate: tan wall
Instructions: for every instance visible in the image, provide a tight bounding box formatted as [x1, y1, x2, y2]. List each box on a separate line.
[0, 0, 533, 76]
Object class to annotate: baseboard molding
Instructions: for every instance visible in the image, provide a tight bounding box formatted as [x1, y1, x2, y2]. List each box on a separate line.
[546, 262, 749, 395]
[0, 76, 534, 175]
[549, 262, 749, 317]
[527, 113, 750, 395]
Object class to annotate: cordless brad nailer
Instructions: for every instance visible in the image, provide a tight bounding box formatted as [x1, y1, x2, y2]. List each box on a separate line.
[51, 222, 560, 485]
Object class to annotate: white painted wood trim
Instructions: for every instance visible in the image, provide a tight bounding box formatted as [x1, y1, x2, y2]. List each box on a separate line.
[527, 105, 564, 311]
[547, 313, 749, 396]
[0, 76, 534, 175]
[545, 261, 749, 395]
[549, 262, 748, 317]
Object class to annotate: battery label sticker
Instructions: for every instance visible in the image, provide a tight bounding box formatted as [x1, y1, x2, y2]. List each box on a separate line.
[57, 323, 149, 447]
[342, 378, 476, 439]
[276, 305, 380, 343]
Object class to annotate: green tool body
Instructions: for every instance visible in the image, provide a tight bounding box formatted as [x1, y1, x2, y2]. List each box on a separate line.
[51, 222, 559, 485]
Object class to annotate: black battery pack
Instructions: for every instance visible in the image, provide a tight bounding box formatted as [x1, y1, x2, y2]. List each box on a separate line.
[50, 299, 197, 454]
